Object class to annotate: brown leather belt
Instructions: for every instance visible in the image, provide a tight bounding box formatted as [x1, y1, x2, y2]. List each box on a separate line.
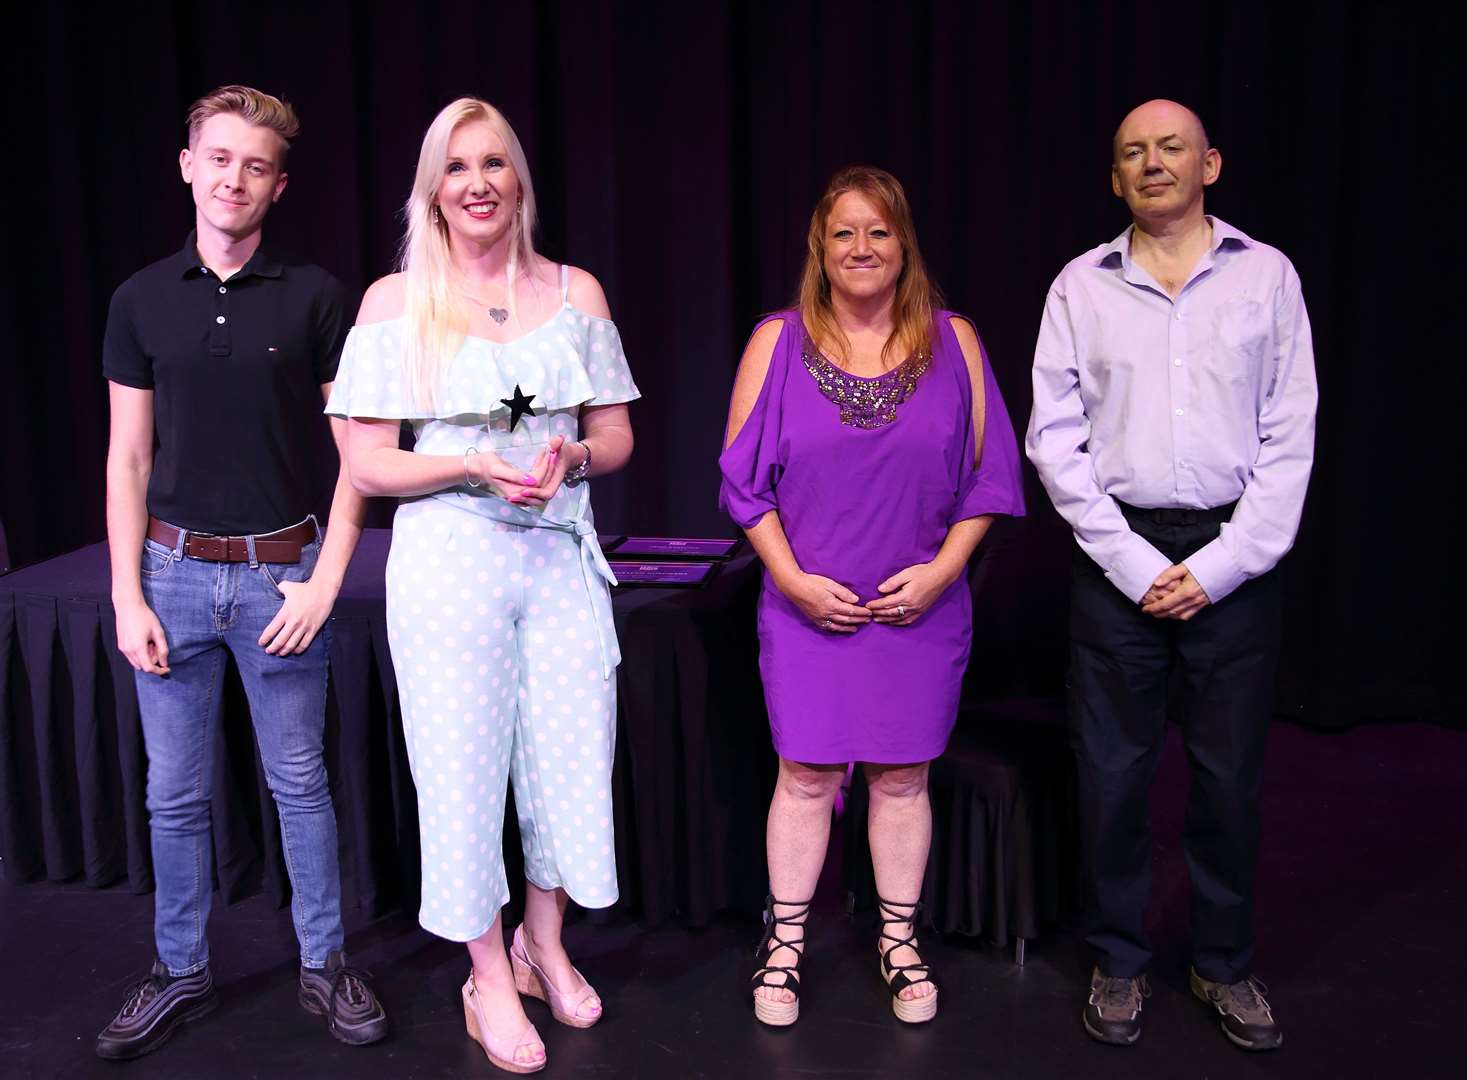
[147, 516, 317, 564]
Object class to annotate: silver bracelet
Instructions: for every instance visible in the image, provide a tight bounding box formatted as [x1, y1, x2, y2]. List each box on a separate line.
[564, 440, 592, 486]
[463, 446, 482, 489]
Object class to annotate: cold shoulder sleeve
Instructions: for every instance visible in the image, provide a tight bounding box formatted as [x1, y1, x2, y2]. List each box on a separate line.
[949, 320, 1026, 524]
[323, 320, 414, 420]
[581, 315, 640, 405]
[718, 315, 792, 529]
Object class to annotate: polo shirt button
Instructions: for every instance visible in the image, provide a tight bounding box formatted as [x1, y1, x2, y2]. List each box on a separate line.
[1175, 408, 1184, 416]
[219, 286, 227, 294]
[1173, 358, 1182, 366]
[216, 315, 226, 324]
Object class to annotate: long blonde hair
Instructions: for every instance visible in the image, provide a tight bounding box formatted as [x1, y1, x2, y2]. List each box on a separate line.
[400, 97, 539, 409]
[797, 166, 941, 366]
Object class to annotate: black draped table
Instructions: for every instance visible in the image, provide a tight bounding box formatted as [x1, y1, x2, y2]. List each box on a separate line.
[0, 531, 776, 927]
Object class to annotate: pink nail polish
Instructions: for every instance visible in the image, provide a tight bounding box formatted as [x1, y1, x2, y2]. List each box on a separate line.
[522, 474, 537, 484]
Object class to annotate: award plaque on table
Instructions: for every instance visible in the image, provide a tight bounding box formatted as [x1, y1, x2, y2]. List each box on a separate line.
[603, 536, 742, 560]
[607, 560, 719, 588]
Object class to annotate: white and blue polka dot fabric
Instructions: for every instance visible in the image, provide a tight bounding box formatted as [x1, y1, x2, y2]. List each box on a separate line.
[325, 271, 638, 940]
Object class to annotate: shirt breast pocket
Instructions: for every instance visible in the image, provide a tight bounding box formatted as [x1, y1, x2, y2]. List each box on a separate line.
[1210, 299, 1269, 381]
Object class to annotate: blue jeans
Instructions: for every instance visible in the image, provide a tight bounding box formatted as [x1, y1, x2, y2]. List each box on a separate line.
[135, 523, 343, 976]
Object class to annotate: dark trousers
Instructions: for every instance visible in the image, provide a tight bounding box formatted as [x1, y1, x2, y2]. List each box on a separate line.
[1067, 511, 1281, 983]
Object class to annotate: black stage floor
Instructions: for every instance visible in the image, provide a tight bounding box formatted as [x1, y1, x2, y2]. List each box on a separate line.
[2, 721, 1461, 1079]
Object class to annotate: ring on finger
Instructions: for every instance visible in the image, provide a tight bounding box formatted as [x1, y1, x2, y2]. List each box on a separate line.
[822, 618, 833, 630]
[897, 604, 906, 617]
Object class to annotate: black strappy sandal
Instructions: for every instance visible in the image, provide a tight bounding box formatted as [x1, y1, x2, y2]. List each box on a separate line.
[876, 895, 939, 1023]
[750, 894, 811, 1026]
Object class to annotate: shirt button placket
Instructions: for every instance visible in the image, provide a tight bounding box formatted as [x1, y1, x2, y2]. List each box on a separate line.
[210, 276, 231, 357]
[1169, 301, 1194, 501]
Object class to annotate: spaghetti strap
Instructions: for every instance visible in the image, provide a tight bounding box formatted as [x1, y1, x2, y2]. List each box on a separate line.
[560, 263, 570, 303]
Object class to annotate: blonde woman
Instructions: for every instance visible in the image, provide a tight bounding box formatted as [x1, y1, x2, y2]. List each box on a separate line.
[328, 98, 637, 1073]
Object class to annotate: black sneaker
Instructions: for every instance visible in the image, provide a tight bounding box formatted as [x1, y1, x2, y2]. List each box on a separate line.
[298, 950, 388, 1046]
[96, 959, 219, 1060]
[1082, 967, 1150, 1045]
[1190, 968, 1283, 1051]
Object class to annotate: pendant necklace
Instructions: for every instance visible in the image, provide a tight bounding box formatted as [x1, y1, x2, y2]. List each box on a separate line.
[461, 273, 512, 325]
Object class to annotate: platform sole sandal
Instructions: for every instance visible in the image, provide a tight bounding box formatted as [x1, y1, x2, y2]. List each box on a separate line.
[754, 993, 801, 1026]
[750, 893, 811, 1027]
[876, 895, 939, 1024]
[510, 924, 602, 1029]
[462, 974, 546, 1075]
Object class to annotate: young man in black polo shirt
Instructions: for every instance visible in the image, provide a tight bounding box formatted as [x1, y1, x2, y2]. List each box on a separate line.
[98, 85, 387, 1058]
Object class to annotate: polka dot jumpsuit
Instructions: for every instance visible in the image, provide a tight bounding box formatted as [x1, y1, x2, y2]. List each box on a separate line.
[326, 267, 639, 940]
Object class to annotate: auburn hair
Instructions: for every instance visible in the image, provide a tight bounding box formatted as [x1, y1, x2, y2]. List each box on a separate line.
[796, 166, 942, 366]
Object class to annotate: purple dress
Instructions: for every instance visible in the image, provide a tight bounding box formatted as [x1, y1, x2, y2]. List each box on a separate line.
[719, 311, 1025, 763]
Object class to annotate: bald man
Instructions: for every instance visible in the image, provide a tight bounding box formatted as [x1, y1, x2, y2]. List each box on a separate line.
[1026, 100, 1316, 1051]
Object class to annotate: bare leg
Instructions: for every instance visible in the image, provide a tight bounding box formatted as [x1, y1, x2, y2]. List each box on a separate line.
[465, 913, 545, 1069]
[755, 757, 845, 1005]
[519, 881, 602, 1021]
[865, 761, 934, 1001]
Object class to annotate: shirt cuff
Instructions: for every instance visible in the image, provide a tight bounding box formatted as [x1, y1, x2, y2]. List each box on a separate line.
[1182, 539, 1246, 605]
[1104, 536, 1175, 605]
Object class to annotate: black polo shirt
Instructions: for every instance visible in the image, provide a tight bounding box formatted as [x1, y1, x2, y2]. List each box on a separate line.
[103, 231, 349, 535]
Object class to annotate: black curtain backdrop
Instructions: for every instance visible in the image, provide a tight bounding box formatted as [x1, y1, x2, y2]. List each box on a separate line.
[2, 1, 1461, 726]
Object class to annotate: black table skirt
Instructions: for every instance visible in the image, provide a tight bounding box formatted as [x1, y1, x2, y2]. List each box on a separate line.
[1, 531, 1063, 942]
[0, 532, 776, 927]
[841, 701, 1080, 946]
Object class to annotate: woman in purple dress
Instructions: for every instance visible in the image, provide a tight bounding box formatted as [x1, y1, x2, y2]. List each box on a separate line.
[720, 166, 1024, 1026]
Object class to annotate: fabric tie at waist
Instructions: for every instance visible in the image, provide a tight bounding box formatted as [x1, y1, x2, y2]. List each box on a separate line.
[545, 516, 620, 681]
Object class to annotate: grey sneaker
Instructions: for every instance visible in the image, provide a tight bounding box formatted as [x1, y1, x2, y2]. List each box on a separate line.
[95, 959, 219, 1060]
[299, 950, 388, 1046]
[1082, 967, 1150, 1045]
[1190, 968, 1282, 1051]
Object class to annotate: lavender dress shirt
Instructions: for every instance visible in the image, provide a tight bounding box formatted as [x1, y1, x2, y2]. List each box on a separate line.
[1025, 216, 1317, 604]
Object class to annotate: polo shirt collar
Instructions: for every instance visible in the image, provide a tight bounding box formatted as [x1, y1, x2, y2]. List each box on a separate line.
[174, 229, 284, 280]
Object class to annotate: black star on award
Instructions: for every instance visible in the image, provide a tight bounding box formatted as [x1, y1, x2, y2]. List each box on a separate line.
[499, 384, 536, 431]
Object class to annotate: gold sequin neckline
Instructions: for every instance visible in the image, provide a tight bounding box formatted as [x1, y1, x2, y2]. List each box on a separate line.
[800, 330, 931, 429]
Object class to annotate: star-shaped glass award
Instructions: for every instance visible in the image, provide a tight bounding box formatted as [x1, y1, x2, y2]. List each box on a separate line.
[499, 384, 537, 431]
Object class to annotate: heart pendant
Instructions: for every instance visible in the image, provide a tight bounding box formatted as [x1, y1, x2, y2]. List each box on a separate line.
[487, 307, 509, 325]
